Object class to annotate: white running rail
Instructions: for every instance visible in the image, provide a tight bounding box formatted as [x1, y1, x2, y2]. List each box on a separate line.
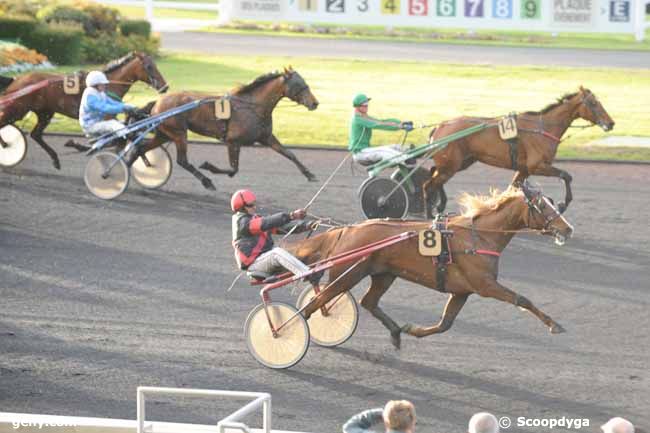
[137, 387, 271, 433]
[635, 0, 650, 41]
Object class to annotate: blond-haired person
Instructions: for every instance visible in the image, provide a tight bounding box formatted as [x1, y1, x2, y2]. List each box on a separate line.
[468, 412, 499, 433]
[343, 400, 416, 433]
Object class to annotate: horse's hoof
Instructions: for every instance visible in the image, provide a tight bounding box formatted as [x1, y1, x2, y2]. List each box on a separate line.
[199, 162, 209, 170]
[558, 202, 567, 214]
[202, 179, 216, 190]
[227, 172, 236, 178]
[53, 160, 61, 170]
[401, 323, 413, 335]
[391, 330, 401, 350]
[550, 323, 566, 334]
[305, 173, 317, 182]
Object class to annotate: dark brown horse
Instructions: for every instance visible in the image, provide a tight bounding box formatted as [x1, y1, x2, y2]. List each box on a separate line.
[423, 87, 614, 216]
[284, 182, 573, 349]
[132, 67, 319, 191]
[0, 52, 168, 169]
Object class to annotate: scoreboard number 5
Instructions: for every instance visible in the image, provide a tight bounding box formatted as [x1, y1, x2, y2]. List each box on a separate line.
[409, 0, 427, 15]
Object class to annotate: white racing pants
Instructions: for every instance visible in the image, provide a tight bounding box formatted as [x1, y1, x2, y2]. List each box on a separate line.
[353, 144, 402, 165]
[248, 247, 310, 277]
[83, 119, 128, 138]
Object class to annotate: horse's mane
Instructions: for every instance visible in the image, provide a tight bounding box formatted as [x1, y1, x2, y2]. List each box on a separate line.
[458, 187, 523, 219]
[103, 52, 136, 73]
[524, 91, 578, 115]
[232, 71, 283, 95]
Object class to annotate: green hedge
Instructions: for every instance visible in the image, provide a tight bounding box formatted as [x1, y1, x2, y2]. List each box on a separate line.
[23, 24, 83, 65]
[38, 5, 93, 34]
[81, 33, 159, 63]
[119, 20, 151, 38]
[0, 16, 38, 41]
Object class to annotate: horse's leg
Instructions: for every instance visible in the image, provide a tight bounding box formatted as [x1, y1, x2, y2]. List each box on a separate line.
[423, 172, 448, 217]
[263, 134, 316, 182]
[510, 170, 528, 187]
[359, 273, 405, 349]
[530, 163, 572, 212]
[402, 293, 469, 338]
[200, 141, 239, 177]
[302, 263, 369, 320]
[64, 139, 90, 152]
[478, 279, 565, 334]
[160, 128, 216, 190]
[30, 112, 60, 169]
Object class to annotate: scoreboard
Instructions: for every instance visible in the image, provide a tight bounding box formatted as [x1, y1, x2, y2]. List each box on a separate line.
[222, 0, 639, 34]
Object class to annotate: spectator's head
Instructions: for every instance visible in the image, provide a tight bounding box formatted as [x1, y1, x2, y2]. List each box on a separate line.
[383, 400, 416, 433]
[468, 412, 500, 433]
[601, 417, 635, 433]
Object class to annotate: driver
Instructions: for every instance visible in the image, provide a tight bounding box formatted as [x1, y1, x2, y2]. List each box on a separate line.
[231, 189, 321, 286]
[79, 70, 136, 138]
[349, 93, 414, 165]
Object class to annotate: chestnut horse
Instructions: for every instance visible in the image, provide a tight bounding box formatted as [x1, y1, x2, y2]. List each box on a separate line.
[285, 182, 573, 349]
[423, 87, 614, 217]
[130, 67, 319, 191]
[0, 52, 168, 169]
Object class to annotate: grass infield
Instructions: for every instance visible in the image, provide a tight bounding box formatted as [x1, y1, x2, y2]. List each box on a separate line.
[12, 52, 650, 161]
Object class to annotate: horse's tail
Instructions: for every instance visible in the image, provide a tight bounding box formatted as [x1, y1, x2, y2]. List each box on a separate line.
[126, 100, 157, 124]
[139, 100, 156, 115]
[428, 126, 438, 144]
[0, 75, 14, 94]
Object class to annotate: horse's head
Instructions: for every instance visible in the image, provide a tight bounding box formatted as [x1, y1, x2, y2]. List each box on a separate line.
[282, 67, 319, 111]
[131, 52, 169, 94]
[521, 182, 574, 246]
[575, 86, 614, 132]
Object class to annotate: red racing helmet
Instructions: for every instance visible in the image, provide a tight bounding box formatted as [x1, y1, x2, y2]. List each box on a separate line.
[231, 189, 256, 212]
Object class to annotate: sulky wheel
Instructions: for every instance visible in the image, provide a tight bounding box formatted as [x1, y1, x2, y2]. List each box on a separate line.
[296, 287, 358, 347]
[131, 145, 172, 189]
[392, 167, 442, 216]
[358, 177, 409, 219]
[244, 302, 310, 369]
[0, 125, 27, 168]
[84, 151, 129, 200]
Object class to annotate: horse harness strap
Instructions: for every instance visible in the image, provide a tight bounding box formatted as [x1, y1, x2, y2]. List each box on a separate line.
[430, 216, 454, 292]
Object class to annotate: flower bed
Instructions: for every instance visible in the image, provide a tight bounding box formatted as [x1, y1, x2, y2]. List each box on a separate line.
[0, 41, 53, 73]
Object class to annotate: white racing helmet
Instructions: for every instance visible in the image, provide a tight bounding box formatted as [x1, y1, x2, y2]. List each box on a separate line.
[85, 71, 109, 87]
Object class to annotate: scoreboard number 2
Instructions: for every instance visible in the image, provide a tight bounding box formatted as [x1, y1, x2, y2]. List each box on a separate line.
[326, 0, 345, 12]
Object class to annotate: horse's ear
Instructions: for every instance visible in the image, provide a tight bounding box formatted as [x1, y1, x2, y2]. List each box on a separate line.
[289, 65, 294, 71]
[579, 85, 585, 92]
[283, 66, 289, 74]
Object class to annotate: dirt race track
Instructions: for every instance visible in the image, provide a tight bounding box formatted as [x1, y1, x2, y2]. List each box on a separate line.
[1, 136, 649, 433]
